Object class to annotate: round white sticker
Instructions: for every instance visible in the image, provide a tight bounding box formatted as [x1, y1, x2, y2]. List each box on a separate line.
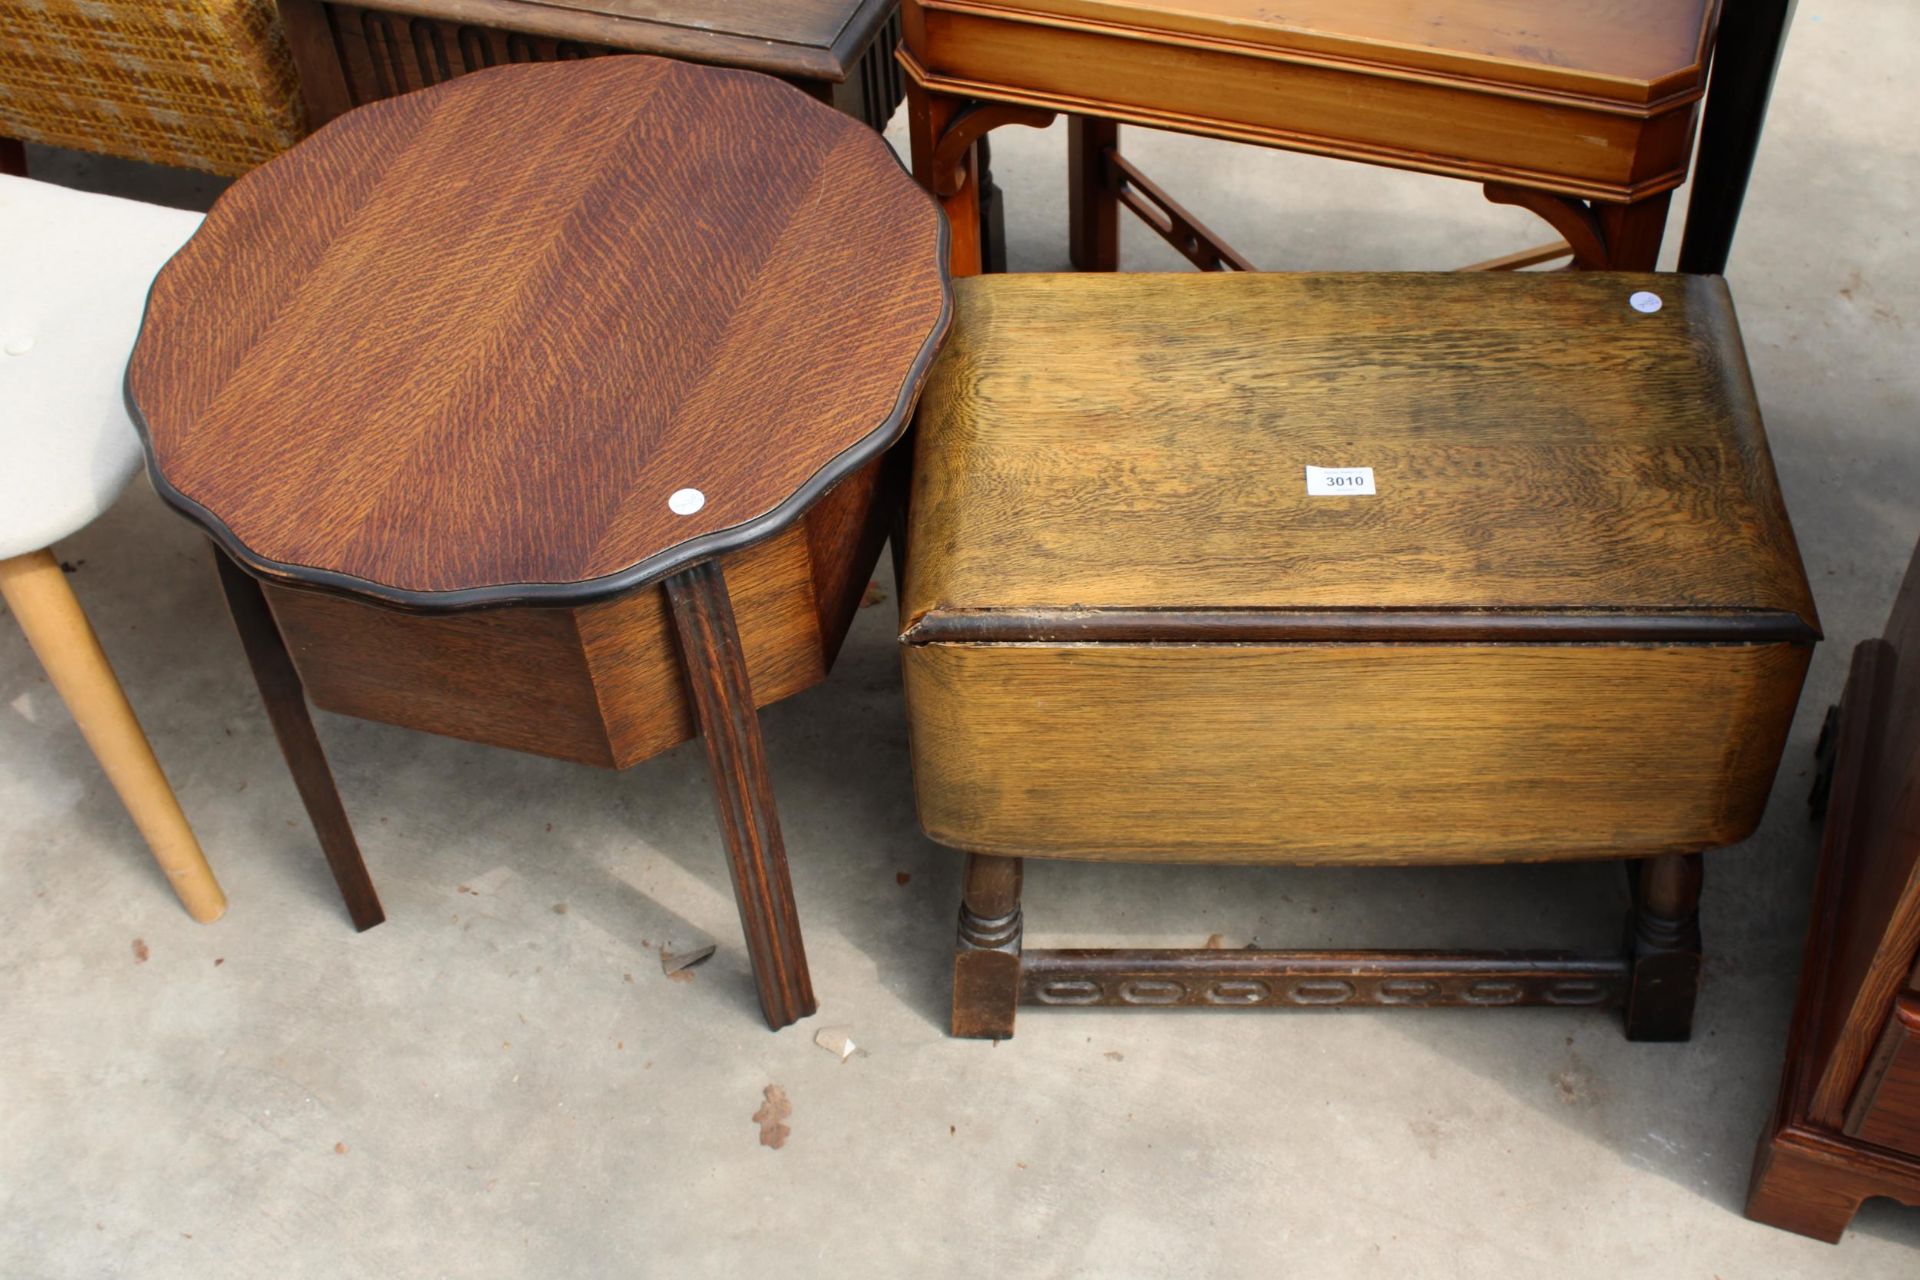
[1629, 291, 1663, 314]
[668, 488, 706, 515]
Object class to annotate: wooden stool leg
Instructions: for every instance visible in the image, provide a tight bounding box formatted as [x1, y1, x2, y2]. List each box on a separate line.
[1, 549, 225, 922]
[0, 138, 25, 177]
[665, 559, 816, 1031]
[953, 853, 1023, 1039]
[906, 82, 985, 278]
[1625, 851, 1702, 1041]
[211, 548, 383, 931]
[1596, 191, 1673, 271]
[1068, 116, 1121, 271]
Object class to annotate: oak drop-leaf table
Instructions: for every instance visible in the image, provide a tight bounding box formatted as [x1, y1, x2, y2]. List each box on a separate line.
[126, 56, 950, 1030]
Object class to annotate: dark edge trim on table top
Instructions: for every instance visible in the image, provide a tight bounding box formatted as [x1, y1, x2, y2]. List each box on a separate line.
[900, 606, 1823, 646]
[344, 0, 898, 81]
[124, 138, 951, 617]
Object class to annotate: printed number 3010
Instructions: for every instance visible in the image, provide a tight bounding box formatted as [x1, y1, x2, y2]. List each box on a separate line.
[1304, 465, 1376, 496]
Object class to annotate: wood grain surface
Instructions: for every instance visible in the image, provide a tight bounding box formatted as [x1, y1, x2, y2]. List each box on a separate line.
[903, 640, 1807, 863]
[129, 55, 948, 608]
[905, 272, 1817, 632]
[664, 558, 818, 1029]
[901, 1, 1714, 202]
[283, 0, 910, 134]
[261, 518, 826, 768]
[1848, 996, 1920, 1154]
[1746, 623, 1920, 1240]
[307, 0, 899, 77]
[1805, 538, 1920, 1126]
[981, 1, 1717, 100]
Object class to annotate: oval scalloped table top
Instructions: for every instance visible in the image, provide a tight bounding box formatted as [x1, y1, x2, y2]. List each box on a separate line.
[128, 56, 950, 609]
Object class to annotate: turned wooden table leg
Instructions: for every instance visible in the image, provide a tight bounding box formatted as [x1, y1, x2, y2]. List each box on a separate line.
[1625, 851, 1703, 1041]
[1069, 116, 1121, 272]
[212, 547, 384, 931]
[665, 558, 816, 1031]
[953, 852, 1024, 1039]
[1, 549, 225, 922]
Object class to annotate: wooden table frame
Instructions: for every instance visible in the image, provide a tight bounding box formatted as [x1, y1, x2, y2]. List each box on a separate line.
[951, 851, 1704, 1040]
[899, 0, 1721, 277]
[210, 546, 819, 1026]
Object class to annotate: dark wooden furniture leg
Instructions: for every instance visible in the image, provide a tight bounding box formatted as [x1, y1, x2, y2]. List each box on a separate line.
[211, 547, 384, 930]
[1625, 851, 1703, 1041]
[1747, 1121, 1894, 1243]
[1680, 0, 1797, 274]
[0, 138, 25, 177]
[1069, 116, 1121, 271]
[977, 135, 1008, 273]
[953, 853, 1024, 1039]
[664, 559, 816, 1031]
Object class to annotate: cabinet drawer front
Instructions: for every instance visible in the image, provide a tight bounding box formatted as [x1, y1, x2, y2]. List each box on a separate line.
[1847, 995, 1920, 1156]
[903, 640, 1808, 862]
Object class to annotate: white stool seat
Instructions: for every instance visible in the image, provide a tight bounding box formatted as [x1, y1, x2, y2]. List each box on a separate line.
[0, 176, 202, 559]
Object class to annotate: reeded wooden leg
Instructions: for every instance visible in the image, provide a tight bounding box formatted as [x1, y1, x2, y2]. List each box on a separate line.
[665, 558, 816, 1031]
[906, 83, 984, 278]
[1745, 1127, 1867, 1243]
[211, 547, 383, 931]
[1, 549, 225, 922]
[0, 137, 25, 176]
[1625, 851, 1702, 1041]
[1595, 191, 1673, 271]
[953, 853, 1023, 1039]
[1068, 116, 1121, 271]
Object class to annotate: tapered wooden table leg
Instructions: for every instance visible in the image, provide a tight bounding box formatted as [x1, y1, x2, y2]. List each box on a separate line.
[1, 549, 225, 922]
[665, 559, 816, 1030]
[1625, 851, 1702, 1041]
[953, 853, 1023, 1039]
[211, 548, 383, 931]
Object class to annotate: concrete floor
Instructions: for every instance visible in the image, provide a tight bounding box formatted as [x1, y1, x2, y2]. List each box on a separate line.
[3, 3, 1918, 1275]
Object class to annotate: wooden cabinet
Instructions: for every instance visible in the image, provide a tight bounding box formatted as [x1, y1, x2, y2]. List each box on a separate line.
[277, 0, 907, 130]
[1747, 537, 1920, 1241]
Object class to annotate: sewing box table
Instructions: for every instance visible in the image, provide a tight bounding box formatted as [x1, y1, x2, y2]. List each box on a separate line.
[126, 55, 950, 1030]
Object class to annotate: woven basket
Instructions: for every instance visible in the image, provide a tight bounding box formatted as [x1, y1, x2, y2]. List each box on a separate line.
[0, 0, 305, 175]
